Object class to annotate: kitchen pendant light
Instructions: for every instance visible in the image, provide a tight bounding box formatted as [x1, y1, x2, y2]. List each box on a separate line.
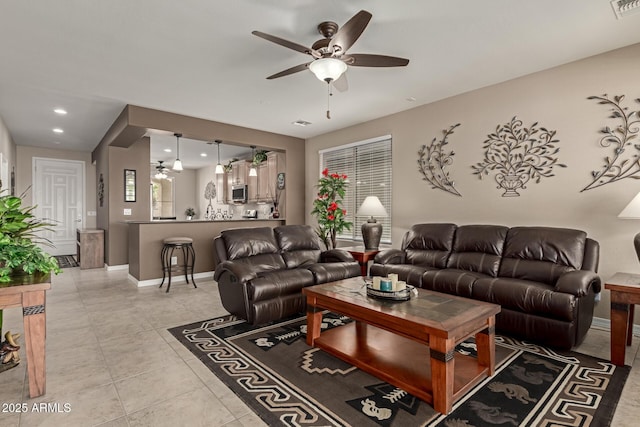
[215, 140, 224, 174]
[173, 133, 183, 171]
[249, 145, 257, 177]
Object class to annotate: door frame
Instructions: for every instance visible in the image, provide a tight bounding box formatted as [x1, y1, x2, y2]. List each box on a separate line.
[32, 157, 86, 251]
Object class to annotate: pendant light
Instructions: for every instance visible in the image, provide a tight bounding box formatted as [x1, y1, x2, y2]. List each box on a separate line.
[173, 133, 183, 171]
[215, 140, 224, 174]
[249, 145, 257, 177]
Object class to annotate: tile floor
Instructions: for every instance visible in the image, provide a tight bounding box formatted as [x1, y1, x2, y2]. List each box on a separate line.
[0, 267, 638, 426]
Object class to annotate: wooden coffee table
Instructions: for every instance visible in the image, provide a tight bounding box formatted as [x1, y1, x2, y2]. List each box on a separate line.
[303, 277, 500, 415]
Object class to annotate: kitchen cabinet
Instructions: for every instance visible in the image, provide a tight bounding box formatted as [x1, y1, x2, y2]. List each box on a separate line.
[250, 162, 269, 203]
[226, 160, 249, 203]
[216, 172, 227, 204]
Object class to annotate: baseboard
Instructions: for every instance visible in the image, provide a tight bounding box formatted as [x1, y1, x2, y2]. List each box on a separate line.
[128, 271, 214, 288]
[592, 316, 640, 336]
[105, 264, 129, 271]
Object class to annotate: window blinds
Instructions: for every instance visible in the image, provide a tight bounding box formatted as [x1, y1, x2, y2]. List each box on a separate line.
[320, 136, 392, 243]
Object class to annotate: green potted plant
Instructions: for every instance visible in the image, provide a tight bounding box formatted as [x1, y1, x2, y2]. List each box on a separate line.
[252, 150, 268, 166]
[185, 207, 196, 220]
[0, 190, 61, 283]
[311, 168, 352, 249]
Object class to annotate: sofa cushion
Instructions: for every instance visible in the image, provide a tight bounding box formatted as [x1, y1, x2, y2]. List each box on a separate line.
[498, 227, 587, 285]
[274, 225, 322, 268]
[222, 227, 280, 260]
[370, 263, 439, 288]
[248, 269, 315, 302]
[422, 269, 490, 298]
[306, 262, 362, 284]
[402, 223, 457, 268]
[447, 225, 508, 276]
[472, 277, 576, 321]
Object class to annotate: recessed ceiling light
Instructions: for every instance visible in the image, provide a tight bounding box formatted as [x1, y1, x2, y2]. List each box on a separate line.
[406, 97, 416, 102]
[53, 128, 64, 133]
[200, 153, 207, 157]
[53, 108, 67, 115]
[292, 120, 312, 127]
[164, 148, 172, 153]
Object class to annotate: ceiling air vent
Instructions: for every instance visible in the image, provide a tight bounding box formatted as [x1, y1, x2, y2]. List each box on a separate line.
[611, 0, 640, 19]
[292, 120, 312, 127]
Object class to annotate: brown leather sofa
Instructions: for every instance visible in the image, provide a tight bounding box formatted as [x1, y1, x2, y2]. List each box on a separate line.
[213, 225, 361, 325]
[370, 223, 601, 349]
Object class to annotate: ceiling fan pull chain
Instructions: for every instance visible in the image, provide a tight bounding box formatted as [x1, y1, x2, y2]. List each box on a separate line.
[326, 82, 332, 119]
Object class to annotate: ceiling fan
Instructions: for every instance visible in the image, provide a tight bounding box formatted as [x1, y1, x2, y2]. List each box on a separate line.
[252, 9, 409, 92]
[153, 161, 173, 179]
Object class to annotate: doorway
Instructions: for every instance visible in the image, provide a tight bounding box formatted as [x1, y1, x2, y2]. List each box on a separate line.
[32, 157, 85, 256]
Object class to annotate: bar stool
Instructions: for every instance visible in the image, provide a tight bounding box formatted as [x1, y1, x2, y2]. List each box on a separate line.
[160, 237, 196, 293]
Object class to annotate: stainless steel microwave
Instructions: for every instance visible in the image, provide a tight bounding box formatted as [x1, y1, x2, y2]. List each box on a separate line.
[232, 184, 247, 203]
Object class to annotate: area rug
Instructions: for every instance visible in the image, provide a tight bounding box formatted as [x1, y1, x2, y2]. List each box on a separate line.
[54, 255, 78, 268]
[169, 313, 629, 426]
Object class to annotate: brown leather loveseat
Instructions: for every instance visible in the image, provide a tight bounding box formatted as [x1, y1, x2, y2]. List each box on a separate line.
[370, 223, 601, 349]
[214, 225, 361, 325]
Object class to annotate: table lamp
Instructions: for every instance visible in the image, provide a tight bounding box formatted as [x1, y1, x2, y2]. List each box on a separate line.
[618, 191, 640, 262]
[356, 196, 388, 250]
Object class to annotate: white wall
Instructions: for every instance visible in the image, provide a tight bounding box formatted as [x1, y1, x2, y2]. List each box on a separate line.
[0, 115, 16, 193]
[306, 42, 640, 320]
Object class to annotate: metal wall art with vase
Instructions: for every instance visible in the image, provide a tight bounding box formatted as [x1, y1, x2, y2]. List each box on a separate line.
[472, 116, 566, 197]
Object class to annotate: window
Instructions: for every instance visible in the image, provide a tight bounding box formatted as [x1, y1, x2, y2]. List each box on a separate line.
[319, 135, 392, 243]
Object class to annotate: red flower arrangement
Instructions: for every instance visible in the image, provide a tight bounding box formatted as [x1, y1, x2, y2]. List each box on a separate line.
[311, 168, 352, 249]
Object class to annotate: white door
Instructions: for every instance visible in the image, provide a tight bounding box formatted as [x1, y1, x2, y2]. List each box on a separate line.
[33, 158, 85, 256]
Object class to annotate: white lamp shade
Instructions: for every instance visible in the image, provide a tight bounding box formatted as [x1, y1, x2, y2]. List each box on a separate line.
[215, 164, 224, 174]
[309, 58, 348, 82]
[356, 196, 388, 217]
[619, 192, 640, 218]
[172, 159, 183, 171]
[249, 166, 257, 177]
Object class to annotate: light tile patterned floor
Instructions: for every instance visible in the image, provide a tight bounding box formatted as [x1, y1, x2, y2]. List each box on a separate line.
[0, 267, 638, 426]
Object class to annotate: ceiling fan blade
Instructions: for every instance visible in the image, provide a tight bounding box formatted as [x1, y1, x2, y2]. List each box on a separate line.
[332, 73, 348, 92]
[266, 62, 311, 79]
[342, 54, 409, 67]
[329, 10, 372, 54]
[252, 31, 320, 58]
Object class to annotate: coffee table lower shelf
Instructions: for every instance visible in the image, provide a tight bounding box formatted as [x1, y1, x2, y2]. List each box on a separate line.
[313, 321, 488, 406]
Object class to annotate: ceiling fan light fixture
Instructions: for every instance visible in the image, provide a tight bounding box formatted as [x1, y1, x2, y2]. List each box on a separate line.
[309, 58, 347, 82]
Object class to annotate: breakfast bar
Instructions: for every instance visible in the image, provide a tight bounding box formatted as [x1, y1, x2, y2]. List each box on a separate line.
[127, 219, 285, 285]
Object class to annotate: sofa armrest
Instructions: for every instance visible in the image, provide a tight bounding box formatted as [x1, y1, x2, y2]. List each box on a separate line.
[321, 249, 356, 263]
[213, 260, 258, 283]
[374, 248, 406, 265]
[554, 270, 602, 297]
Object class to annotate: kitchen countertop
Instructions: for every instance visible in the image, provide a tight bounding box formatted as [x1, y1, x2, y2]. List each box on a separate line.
[126, 218, 285, 224]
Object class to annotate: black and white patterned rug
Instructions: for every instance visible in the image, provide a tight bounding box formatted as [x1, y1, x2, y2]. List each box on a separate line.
[169, 313, 629, 426]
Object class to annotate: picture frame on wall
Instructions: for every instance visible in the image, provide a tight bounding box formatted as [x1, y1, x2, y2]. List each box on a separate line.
[125, 169, 136, 202]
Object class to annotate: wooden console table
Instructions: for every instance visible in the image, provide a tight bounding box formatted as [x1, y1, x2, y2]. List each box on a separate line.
[0, 272, 50, 397]
[605, 272, 640, 366]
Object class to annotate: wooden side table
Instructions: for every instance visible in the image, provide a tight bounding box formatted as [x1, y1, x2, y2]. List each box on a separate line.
[0, 272, 50, 397]
[604, 272, 640, 366]
[341, 246, 380, 276]
[76, 228, 104, 269]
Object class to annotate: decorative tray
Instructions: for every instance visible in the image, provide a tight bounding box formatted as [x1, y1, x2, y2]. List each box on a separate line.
[365, 283, 415, 301]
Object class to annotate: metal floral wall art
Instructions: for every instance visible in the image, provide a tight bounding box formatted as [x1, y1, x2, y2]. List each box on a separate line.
[417, 123, 462, 196]
[581, 94, 640, 192]
[472, 116, 566, 197]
